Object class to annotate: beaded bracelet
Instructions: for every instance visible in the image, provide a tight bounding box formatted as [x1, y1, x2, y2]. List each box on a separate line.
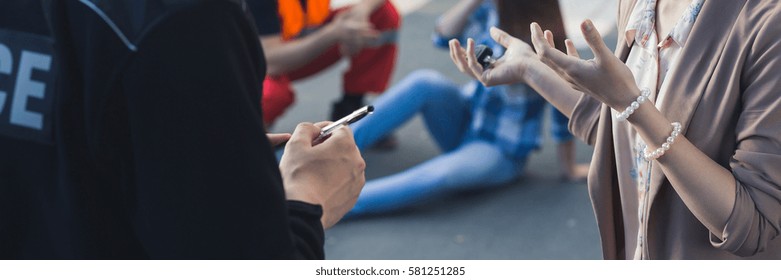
[644, 122, 682, 161]
[615, 88, 652, 121]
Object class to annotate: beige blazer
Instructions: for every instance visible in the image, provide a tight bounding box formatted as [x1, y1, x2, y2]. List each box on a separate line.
[569, 0, 781, 259]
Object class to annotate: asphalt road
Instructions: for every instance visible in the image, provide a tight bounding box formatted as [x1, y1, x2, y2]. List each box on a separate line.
[270, 0, 616, 259]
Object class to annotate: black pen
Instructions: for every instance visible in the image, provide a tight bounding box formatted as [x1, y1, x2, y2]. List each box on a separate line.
[315, 105, 374, 142]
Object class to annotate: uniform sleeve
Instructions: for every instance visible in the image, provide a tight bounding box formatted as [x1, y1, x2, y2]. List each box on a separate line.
[120, 1, 323, 259]
[246, 0, 281, 36]
[709, 8, 781, 257]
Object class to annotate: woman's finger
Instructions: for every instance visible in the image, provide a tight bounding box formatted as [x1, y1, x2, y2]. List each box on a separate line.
[565, 39, 580, 58]
[480, 64, 504, 87]
[489, 27, 515, 48]
[448, 40, 461, 70]
[531, 22, 581, 75]
[450, 40, 471, 74]
[465, 38, 485, 79]
[544, 30, 555, 48]
[449, 40, 466, 73]
[529, 22, 554, 65]
[581, 19, 612, 61]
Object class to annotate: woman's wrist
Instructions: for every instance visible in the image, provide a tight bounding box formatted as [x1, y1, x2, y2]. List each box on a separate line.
[608, 87, 644, 112]
[521, 59, 547, 84]
[613, 88, 650, 121]
[627, 100, 675, 151]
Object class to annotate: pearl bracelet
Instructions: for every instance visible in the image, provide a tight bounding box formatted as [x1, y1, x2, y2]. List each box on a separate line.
[615, 88, 652, 121]
[644, 122, 682, 161]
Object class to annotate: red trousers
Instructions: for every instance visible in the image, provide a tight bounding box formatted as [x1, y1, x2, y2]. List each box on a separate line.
[262, 0, 400, 124]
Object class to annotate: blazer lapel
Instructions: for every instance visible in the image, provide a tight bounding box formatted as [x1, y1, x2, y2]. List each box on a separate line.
[647, 0, 747, 204]
[616, 0, 638, 58]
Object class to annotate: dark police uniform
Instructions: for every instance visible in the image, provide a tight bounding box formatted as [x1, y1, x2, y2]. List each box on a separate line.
[0, 0, 324, 259]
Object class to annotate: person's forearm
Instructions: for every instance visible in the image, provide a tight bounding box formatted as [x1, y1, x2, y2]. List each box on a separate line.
[352, 0, 386, 15]
[261, 25, 340, 76]
[436, 0, 483, 38]
[522, 60, 581, 118]
[627, 99, 736, 236]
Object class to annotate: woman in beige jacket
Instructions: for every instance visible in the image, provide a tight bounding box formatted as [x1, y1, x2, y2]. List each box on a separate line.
[450, 0, 781, 259]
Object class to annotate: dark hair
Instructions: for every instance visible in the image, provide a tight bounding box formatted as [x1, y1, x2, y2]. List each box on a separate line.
[496, 0, 567, 52]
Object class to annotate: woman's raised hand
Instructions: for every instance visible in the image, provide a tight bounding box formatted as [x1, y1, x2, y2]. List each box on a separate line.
[529, 20, 639, 110]
[448, 27, 540, 87]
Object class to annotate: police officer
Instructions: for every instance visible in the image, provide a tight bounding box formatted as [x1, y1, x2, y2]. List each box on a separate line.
[0, 0, 365, 259]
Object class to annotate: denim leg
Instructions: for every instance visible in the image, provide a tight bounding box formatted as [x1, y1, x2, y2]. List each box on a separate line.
[351, 69, 469, 151]
[346, 141, 523, 217]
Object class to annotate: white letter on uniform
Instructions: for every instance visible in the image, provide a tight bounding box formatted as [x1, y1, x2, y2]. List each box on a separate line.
[10, 50, 51, 130]
[0, 43, 12, 114]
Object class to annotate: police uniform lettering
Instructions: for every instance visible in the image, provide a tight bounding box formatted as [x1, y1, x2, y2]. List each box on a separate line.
[0, 43, 11, 112]
[0, 29, 55, 144]
[10, 50, 51, 130]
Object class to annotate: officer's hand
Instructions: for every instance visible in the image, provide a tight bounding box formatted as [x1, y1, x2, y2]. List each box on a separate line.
[278, 122, 366, 229]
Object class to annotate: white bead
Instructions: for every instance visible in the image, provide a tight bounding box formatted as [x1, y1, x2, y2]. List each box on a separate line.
[643, 122, 683, 161]
[615, 88, 654, 121]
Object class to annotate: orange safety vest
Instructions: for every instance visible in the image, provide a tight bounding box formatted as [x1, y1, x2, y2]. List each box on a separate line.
[277, 0, 331, 40]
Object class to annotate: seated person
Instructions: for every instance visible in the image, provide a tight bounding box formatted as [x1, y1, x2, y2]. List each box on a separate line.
[347, 0, 589, 217]
[249, 0, 400, 128]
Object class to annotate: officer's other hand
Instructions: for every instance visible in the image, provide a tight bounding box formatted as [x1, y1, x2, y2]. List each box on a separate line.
[278, 122, 366, 229]
[267, 133, 291, 147]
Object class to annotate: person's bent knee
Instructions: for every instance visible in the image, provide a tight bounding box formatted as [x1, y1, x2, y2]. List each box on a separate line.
[370, 0, 401, 30]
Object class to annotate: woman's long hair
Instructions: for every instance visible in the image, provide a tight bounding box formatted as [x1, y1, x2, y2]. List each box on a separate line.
[496, 0, 567, 52]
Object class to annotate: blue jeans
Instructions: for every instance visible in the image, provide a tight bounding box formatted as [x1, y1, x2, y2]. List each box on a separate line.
[346, 70, 525, 217]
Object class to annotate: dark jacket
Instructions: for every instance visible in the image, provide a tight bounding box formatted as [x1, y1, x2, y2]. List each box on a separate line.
[0, 0, 324, 259]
